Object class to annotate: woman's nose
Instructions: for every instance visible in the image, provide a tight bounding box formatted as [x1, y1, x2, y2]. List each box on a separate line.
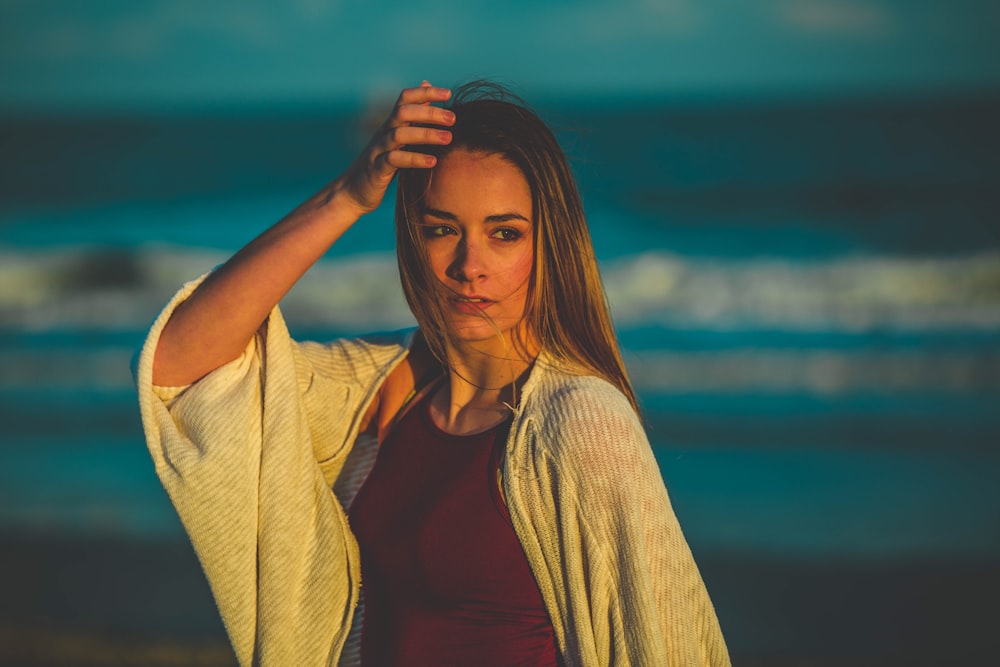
[446, 237, 486, 283]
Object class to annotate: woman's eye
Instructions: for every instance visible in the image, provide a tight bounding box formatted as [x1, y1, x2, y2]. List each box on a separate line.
[491, 227, 522, 242]
[421, 224, 456, 238]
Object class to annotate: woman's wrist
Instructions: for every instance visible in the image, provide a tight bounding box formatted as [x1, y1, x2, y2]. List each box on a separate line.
[290, 176, 369, 235]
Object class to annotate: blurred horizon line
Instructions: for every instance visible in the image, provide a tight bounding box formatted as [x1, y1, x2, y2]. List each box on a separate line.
[3, 79, 1000, 120]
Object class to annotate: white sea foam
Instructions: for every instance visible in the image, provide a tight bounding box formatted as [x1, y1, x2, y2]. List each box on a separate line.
[602, 251, 1000, 331]
[5, 345, 998, 395]
[1, 245, 999, 333]
[2, 244, 998, 395]
[623, 349, 1000, 395]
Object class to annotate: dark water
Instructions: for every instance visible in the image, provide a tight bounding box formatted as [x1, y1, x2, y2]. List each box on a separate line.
[2, 91, 999, 663]
[5, 91, 999, 249]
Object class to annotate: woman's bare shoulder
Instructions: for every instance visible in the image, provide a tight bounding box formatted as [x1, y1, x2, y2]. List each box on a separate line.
[367, 331, 440, 441]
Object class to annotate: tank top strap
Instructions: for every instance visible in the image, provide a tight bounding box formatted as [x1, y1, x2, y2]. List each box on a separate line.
[382, 370, 446, 443]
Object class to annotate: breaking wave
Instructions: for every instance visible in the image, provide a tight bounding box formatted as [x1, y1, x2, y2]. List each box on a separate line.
[2, 244, 998, 333]
[2, 244, 998, 395]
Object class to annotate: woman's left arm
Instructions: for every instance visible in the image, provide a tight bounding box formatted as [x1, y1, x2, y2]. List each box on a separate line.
[591, 413, 730, 666]
[508, 378, 730, 666]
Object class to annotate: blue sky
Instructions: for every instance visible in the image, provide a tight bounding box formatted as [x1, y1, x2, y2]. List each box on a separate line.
[2, 0, 999, 109]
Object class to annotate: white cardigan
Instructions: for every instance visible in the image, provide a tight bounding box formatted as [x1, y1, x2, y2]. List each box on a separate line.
[136, 277, 730, 666]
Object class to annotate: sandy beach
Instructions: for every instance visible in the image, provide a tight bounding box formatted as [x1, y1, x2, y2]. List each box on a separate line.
[2, 532, 998, 666]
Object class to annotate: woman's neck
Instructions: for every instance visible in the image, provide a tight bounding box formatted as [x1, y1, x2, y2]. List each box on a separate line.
[432, 335, 537, 436]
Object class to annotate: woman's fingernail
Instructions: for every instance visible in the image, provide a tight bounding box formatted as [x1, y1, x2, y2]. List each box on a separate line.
[443, 110, 456, 123]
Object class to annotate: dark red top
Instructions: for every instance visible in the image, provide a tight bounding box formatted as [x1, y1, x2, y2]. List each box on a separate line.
[349, 388, 561, 667]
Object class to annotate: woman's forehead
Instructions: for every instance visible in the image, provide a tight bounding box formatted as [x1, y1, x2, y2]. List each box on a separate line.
[422, 150, 533, 216]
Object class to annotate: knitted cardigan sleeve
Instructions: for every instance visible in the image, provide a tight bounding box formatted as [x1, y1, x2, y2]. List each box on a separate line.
[506, 371, 730, 667]
[134, 276, 408, 666]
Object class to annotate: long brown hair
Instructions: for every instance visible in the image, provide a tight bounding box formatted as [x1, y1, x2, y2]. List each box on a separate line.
[395, 81, 639, 414]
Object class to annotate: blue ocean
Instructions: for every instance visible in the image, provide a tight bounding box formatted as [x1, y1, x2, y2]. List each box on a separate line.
[2, 91, 999, 664]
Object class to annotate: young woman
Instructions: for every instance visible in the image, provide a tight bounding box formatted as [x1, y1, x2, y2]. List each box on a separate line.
[137, 81, 729, 666]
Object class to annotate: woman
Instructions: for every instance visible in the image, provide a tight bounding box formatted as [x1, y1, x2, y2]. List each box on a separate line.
[136, 81, 729, 666]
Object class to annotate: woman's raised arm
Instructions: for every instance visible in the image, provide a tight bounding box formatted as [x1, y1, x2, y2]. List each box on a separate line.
[152, 82, 454, 387]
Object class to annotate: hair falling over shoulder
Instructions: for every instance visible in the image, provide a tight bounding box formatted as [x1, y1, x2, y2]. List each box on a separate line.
[395, 81, 640, 415]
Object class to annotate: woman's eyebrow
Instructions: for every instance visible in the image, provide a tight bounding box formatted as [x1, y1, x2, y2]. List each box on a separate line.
[485, 213, 530, 223]
[422, 208, 529, 223]
[422, 207, 457, 221]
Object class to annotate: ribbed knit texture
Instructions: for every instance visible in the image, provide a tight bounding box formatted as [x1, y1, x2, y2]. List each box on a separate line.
[136, 275, 730, 666]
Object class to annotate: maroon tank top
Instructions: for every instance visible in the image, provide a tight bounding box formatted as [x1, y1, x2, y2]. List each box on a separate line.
[348, 387, 561, 667]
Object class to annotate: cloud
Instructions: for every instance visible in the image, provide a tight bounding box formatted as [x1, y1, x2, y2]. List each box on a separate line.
[5, 0, 996, 107]
[9, 1, 340, 62]
[775, 0, 893, 36]
[557, 0, 702, 43]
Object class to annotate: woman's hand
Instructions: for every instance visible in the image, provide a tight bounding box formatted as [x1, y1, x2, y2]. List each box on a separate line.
[339, 81, 455, 214]
[152, 82, 454, 387]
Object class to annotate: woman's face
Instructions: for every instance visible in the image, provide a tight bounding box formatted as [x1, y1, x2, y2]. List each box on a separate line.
[418, 149, 534, 347]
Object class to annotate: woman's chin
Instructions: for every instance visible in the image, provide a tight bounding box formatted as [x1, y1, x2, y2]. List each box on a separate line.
[444, 317, 521, 346]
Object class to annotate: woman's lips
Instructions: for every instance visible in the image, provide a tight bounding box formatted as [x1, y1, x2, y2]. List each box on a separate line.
[449, 296, 494, 314]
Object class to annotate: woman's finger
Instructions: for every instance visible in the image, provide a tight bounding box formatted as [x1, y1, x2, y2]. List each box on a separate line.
[366, 149, 436, 184]
[382, 125, 453, 151]
[396, 84, 451, 107]
[392, 103, 455, 127]
[367, 127, 448, 177]
[382, 149, 439, 170]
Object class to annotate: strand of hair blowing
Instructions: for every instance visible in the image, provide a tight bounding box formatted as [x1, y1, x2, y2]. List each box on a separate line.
[395, 81, 639, 415]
